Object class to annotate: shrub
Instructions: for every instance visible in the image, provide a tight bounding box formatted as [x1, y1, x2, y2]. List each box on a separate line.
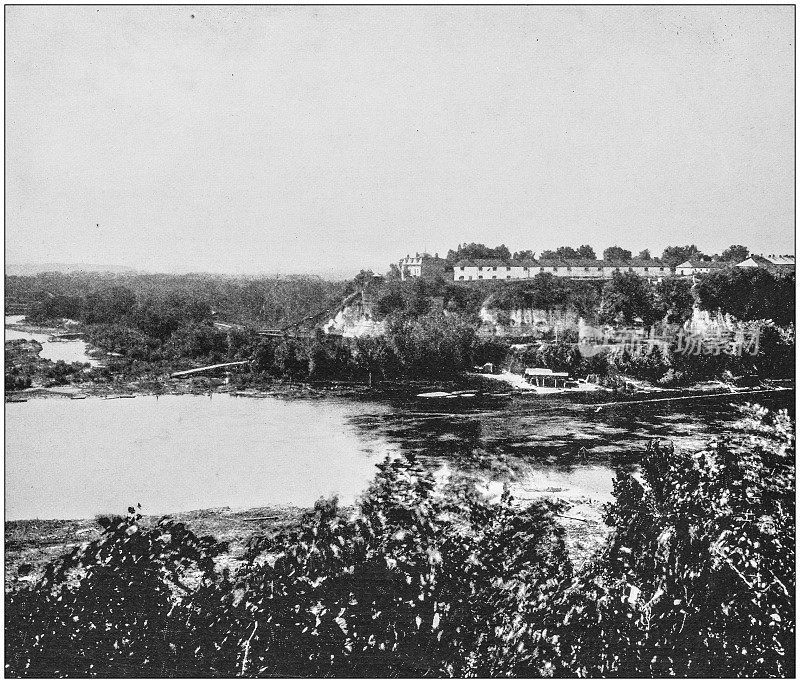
[548, 405, 795, 677]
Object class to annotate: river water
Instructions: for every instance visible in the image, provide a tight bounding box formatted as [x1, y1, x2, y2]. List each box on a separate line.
[5, 315, 97, 365]
[6, 386, 791, 521]
[6, 317, 792, 521]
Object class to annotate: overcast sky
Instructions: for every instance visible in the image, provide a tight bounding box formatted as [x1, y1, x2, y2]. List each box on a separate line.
[6, 6, 795, 276]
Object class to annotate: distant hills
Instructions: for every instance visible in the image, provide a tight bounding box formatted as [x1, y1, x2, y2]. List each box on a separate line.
[5, 263, 366, 280]
[6, 263, 138, 276]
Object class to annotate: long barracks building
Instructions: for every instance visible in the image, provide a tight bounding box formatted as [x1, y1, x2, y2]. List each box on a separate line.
[399, 253, 795, 282]
[453, 258, 672, 281]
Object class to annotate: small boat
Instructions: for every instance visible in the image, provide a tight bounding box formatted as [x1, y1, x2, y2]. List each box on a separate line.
[70, 394, 88, 400]
[118, 394, 136, 399]
[6, 397, 28, 403]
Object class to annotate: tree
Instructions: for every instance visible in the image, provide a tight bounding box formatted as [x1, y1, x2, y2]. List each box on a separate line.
[83, 286, 137, 325]
[551, 405, 795, 677]
[576, 245, 597, 260]
[353, 269, 376, 289]
[495, 244, 512, 261]
[653, 277, 694, 324]
[602, 246, 633, 262]
[555, 246, 580, 260]
[386, 312, 477, 376]
[167, 322, 227, 362]
[694, 268, 794, 326]
[569, 281, 603, 319]
[538, 250, 559, 260]
[661, 245, 701, 268]
[512, 249, 536, 261]
[273, 338, 309, 379]
[637, 249, 652, 261]
[599, 272, 656, 325]
[720, 244, 749, 263]
[445, 243, 511, 264]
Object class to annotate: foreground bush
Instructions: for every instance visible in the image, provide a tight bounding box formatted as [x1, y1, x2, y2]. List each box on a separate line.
[5, 458, 571, 677]
[5, 406, 794, 677]
[548, 404, 795, 677]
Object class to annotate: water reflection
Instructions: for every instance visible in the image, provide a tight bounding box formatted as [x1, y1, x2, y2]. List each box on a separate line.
[348, 391, 794, 499]
[6, 369, 792, 520]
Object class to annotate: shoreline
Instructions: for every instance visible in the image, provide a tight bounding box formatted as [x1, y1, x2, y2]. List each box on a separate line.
[5, 371, 794, 404]
[5, 490, 610, 593]
[6, 316, 793, 404]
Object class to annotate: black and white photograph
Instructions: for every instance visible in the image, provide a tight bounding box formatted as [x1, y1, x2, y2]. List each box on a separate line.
[4, 4, 795, 677]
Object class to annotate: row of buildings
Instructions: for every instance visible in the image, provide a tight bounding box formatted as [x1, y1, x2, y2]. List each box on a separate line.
[398, 253, 795, 282]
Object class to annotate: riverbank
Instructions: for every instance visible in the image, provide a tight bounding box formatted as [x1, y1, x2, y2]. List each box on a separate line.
[5, 505, 307, 592]
[5, 493, 609, 593]
[7, 315, 792, 404]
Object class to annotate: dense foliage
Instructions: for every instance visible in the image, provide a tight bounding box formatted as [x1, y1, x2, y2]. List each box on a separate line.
[444, 243, 512, 264]
[694, 267, 795, 327]
[8, 272, 346, 330]
[5, 256, 794, 389]
[6, 458, 572, 677]
[547, 405, 795, 677]
[5, 406, 794, 677]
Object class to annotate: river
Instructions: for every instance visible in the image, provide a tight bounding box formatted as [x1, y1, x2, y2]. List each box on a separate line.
[5, 315, 98, 365]
[6, 386, 791, 521]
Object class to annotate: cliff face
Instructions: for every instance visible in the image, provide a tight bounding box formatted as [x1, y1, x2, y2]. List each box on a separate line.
[685, 305, 737, 333]
[479, 305, 580, 338]
[322, 294, 386, 338]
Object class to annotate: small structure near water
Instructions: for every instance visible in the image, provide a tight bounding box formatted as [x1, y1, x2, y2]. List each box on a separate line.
[523, 367, 570, 388]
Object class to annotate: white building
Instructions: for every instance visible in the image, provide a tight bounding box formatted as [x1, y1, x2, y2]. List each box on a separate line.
[398, 253, 447, 280]
[674, 259, 729, 277]
[452, 258, 671, 281]
[735, 254, 795, 273]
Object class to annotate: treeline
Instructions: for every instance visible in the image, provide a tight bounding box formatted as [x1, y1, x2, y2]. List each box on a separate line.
[7, 272, 346, 329]
[444, 242, 753, 267]
[5, 405, 794, 677]
[6, 261, 793, 386]
[376, 268, 794, 329]
[508, 322, 794, 387]
[598, 267, 794, 327]
[6, 274, 505, 382]
[82, 316, 506, 383]
[246, 314, 507, 383]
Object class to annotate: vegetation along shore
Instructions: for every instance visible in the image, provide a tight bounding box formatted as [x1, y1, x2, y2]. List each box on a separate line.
[4, 246, 795, 401]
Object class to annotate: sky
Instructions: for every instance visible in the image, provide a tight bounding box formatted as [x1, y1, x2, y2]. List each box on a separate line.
[5, 6, 795, 277]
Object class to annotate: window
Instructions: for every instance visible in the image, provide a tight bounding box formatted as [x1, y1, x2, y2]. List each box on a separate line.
[584, 267, 589, 272]
[553, 267, 557, 272]
[458, 276, 464, 280]
[492, 276, 497, 279]
[493, 266, 497, 271]
[478, 275, 483, 279]
[628, 267, 633, 272]
[644, 267, 649, 272]
[540, 267, 545, 272]
[507, 275, 511, 279]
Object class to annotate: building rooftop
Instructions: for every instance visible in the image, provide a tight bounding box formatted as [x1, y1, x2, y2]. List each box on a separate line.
[455, 257, 667, 269]
[676, 259, 728, 269]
